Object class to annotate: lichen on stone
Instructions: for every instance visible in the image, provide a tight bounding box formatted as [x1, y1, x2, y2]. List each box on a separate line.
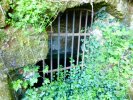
[0, 0, 132, 99]
[0, 0, 10, 27]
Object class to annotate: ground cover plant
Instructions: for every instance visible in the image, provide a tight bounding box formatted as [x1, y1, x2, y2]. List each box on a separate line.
[7, 0, 61, 35]
[11, 10, 133, 100]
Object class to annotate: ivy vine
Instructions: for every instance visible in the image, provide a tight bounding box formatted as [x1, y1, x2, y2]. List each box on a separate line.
[8, 0, 61, 35]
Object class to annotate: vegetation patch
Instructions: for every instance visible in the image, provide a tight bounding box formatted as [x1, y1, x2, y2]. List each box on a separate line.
[11, 11, 133, 100]
[7, 0, 61, 35]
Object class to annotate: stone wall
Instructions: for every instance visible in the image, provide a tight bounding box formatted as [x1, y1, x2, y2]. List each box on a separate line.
[0, 0, 132, 99]
[0, 74, 13, 100]
[0, 0, 133, 28]
[0, 0, 10, 28]
[0, 27, 48, 69]
[0, 27, 48, 99]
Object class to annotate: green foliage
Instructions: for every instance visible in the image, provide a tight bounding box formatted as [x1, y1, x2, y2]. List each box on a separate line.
[11, 11, 133, 100]
[8, 0, 61, 34]
[12, 79, 23, 91]
[12, 65, 41, 90]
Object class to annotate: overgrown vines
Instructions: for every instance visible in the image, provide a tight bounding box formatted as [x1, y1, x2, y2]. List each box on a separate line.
[7, 0, 62, 35]
[11, 10, 133, 99]
[0, 0, 133, 99]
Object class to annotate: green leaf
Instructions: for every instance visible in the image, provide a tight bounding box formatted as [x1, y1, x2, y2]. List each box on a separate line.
[12, 79, 23, 91]
[44, 78, 50, 84]
[22, 81, 28, 89]
[43, 65, 49, 73]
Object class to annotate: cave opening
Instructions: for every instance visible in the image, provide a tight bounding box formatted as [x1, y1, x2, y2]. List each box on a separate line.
[35, 8, 92, 87]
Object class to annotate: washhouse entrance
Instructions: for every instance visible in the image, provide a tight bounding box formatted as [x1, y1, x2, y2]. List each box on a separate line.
[36, 8, 92, 81]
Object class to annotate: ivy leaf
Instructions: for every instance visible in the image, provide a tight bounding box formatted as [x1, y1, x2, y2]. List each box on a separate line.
[43, 65, 49, 73]
[23, 66, 30, 73]
[12, 79, 23, 91]
[22, 81, 28, 89]
[44, 78, 50, 85]
[29, 77, 38, 86]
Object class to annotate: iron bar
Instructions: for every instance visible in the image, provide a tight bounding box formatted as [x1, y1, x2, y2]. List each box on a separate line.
[67, 8, 92, 12]
[71, 10, 75, 63]
[49, 33, 90, 36]
[44, 66, 76, 74]
[50, 25, 53, 81]
[81, 10, 88, 68]
[57, 14, 61, 77]
[64, 12, 68, 68]
[64, 12, 68, 79]
[47, 9, 91, 80]
[76, 10, 82, 65]
[42, 59, 45, 79]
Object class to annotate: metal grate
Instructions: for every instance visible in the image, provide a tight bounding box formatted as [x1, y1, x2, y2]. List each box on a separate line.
[46, 9, 91, 81]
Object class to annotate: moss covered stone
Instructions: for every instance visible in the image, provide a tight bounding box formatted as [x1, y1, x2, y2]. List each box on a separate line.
[0, 74, 13, 100]
[0, 0, 132, 99]
[1, 27, 48, 69]
[0, 0, 10, 28]
[0, 0, 131, 28]
[0, 27, 48, 99]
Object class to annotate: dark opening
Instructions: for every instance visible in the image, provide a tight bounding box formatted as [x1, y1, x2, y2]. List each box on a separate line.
[35, 8, 92, 87]
[35, 54, 82, 87]
[50, 10, 92, 33]
[34, 60, 44, 87]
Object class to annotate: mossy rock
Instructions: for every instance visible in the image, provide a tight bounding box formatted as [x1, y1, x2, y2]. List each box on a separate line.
[0, 0, 10, 28]
[0, 74, 13, 100]
[1, 27, 48, 70]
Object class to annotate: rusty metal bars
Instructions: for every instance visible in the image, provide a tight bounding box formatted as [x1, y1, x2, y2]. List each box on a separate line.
[76, 10, 82, 65]
[49, 33, 90, 36]
[50, 25, 53, 81]
[64, 12, 68, 69]
[71, 10, 75, 64]
[81, 10, 88, 68]
[57, 15, 61, 78]
[48, 9, 91, 80]
[63, 12, 68, 79]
